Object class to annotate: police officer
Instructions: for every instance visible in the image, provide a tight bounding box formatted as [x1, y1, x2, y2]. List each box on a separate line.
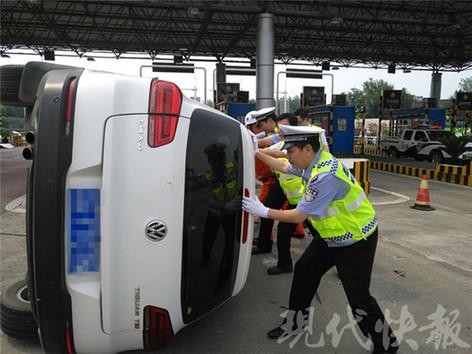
[243, 125, 398, 354]
[245, 107, 286, 255]
[263, 113, 305, 274]
[294, 108, 330, 152]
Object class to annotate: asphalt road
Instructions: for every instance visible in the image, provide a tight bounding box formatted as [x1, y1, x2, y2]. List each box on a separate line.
[0, 147, 29, 212]
[1, 151, 471, 354]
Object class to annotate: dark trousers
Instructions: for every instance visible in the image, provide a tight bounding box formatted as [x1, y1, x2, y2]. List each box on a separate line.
[288, 228, 397, 351]
[257, 181, 286, 252]
[276, 203, 297, 268]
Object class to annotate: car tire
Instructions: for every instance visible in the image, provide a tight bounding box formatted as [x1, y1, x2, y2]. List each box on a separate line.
[0, 65, 26, 107]
[0, 279, 39, 342]
[430, 150, 444, 166]
[388, 147, 400, 158]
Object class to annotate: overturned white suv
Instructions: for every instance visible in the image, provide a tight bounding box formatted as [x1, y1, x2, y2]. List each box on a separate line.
[0, 62, 255, 353]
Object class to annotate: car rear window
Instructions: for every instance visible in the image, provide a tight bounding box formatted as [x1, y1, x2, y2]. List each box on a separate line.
[181, 109, 243, 323]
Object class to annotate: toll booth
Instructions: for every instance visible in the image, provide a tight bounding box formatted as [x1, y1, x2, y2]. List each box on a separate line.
[227, 102, 256, 123]
[310, 105, 356, 154]
[393, 108, 446, 134]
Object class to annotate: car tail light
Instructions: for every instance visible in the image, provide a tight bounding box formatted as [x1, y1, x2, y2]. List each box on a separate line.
[143, 306, 173, 349]
[65, 77, 78, 135]
[242, 188, 250, 244]
[65, 328, 74, 354]
[148, 80, 182, 147]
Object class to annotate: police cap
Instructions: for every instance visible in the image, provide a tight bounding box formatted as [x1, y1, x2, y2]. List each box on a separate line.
[279, 124, 324, 149]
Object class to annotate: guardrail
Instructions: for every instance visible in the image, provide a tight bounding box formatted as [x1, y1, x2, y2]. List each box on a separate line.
[353, 144, 388, 157]
[369, 161, 472, 187]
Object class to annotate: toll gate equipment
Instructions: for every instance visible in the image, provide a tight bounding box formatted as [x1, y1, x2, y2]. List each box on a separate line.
[310, 105, 356, 154]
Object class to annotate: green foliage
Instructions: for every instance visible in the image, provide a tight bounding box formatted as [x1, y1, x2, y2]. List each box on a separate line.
[0, 104, 24, 118]
[347, 78, 393, 117]
[288, 95, 300, 112]
[0, 115, 24, 138]
[346, 78, 415, 117]
[458, 77, 472, 92]
[439, 134, 471, 158]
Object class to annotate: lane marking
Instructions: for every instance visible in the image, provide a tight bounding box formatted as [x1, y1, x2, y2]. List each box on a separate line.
[370, 186, 410, 206]
[5, 195, 26, 213]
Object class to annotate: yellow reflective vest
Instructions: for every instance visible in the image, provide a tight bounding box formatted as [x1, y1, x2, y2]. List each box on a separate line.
[303, 151, 377, 242]
[204, 161, 238, 202]
[272, 141, 304, 205]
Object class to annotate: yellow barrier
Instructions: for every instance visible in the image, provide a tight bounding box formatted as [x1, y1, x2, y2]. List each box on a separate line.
[369, 161, 472, 187]
[352, 160, 370, 193]
[354, 145, 388, 157]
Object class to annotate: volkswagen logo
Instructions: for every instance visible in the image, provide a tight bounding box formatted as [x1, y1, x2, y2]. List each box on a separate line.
[145, 220, 167, 242]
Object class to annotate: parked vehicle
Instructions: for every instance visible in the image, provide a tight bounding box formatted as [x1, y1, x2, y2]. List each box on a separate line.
[416, 134, 472, 165]
[0, 62, 255, 353]
[380, 129, 454, 159]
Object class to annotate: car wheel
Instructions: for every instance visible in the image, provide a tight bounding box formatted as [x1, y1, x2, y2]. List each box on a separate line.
[0, 279, 38, 342]
[388, 147, 400, 158]
[430, 150, 444, 166]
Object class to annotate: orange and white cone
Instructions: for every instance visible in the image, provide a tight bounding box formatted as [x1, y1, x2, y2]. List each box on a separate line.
[411, 175, 435, 211]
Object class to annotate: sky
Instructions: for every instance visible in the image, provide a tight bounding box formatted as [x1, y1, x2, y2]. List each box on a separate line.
[1, 50, 470, 104]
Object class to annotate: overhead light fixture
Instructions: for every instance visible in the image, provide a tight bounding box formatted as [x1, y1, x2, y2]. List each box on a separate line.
[44, 49, 55, 61]
[387, 64, 396, 74]
[188, 7, 199, 17]
[174, 55, 183, 64]
[329, 16, 344, 25]
[321, 61, 330, 71]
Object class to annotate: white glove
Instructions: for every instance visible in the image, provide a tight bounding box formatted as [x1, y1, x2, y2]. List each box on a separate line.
[242, 196, 269, 218]
[281, 149, 288, 156]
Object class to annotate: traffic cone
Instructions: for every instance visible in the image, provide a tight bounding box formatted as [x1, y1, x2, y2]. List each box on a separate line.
[411, 175, 435, 211]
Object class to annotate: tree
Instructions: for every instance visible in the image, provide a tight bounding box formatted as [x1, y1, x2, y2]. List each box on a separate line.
[347, 79, 416, 117]
[458, 77, 472, 92]
[347, 78, 393, 117]
[0, 104, 24, 118]
[401, 88, 415, 110]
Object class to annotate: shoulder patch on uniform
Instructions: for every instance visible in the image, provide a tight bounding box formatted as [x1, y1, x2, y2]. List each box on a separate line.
[305, 178, 319, 202]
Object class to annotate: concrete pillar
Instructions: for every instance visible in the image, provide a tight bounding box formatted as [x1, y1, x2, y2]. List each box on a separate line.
[430, 72, 442, 101]
[216, 63, 226, 84]
[256, 13, 275, 109]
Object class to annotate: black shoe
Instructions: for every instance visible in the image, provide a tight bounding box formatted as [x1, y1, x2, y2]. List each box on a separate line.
[372, 346, 399, 354]
[267, 265, 293, 275]
[267, 326, 285, 339]
[252, 246, 271, 255]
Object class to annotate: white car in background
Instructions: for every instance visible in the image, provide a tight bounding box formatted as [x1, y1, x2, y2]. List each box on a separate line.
[0, 62, 255, 353]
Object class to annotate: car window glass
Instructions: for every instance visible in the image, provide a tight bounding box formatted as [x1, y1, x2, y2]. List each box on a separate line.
[414, 131, 427, 141]
[182, 109, 242, 323]
[403, 130, 413, 140]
